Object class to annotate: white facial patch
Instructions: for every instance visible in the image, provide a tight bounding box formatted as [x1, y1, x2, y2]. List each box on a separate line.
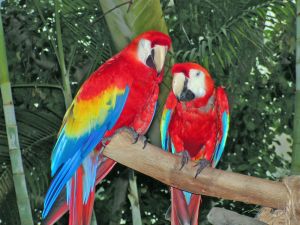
[137, 39, 152, 65]
[187, 69, 206, 97]
[172, 72, 185, 97]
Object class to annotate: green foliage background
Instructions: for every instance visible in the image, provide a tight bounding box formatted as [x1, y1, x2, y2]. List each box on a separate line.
[0, 0, 296, 224]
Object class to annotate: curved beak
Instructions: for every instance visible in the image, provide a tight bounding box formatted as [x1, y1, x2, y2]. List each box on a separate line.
[179, 88, 195, 102]
[153, 45, 168, 74]
[173, 75, 195, 102]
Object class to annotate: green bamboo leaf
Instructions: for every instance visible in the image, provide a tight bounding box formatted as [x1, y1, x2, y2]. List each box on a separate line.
[207, 36, 213, 55]
[182, 50, 191, 61]
[215, 50, 225, 68]
[221, 26, 228, 37]
[223, 48, 233, 66]
[226, 41, 238, 59]
[188, 48, 197, 61]
[201, 40, 207, 58]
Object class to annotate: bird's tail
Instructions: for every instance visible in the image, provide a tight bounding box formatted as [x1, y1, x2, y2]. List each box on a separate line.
[171, 187, 202, 225]
[68, 166, 84, 225]
[42, 156, 116, 225]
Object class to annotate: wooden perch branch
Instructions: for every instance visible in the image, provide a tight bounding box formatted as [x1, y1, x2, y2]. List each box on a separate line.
[207, 207, 266, 225]
[103, 132, 291, 210]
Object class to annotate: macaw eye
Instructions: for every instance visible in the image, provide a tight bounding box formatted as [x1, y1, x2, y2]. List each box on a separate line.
[196, 72, 202, 77]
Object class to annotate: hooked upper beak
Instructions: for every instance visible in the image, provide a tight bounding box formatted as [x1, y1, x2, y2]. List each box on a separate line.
[153, 45, 168, 74]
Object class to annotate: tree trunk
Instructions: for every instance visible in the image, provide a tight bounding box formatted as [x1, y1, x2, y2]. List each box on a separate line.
[0, 10, 34, 225]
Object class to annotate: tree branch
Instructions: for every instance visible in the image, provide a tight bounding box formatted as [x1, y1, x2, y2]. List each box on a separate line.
[103, 132, 291, 210]
[207, 207, 266, 225]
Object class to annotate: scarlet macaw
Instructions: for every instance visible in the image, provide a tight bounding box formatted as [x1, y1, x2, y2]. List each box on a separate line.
[160, 63, 229, 225]
[42, 31, 171, 225]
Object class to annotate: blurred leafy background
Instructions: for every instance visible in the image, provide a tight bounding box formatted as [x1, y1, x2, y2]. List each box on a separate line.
[0, 0, 296, 224]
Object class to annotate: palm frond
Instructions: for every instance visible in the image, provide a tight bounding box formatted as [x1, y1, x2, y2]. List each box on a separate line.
[173, 0, 294, 71]
[61, 0, 113, 61]
[0, 111, 61, 224]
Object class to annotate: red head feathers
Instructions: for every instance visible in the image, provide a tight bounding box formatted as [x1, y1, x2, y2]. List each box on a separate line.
[171, 62, 214, 104]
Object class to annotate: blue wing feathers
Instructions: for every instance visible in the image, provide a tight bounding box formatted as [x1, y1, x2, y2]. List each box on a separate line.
[42, 86, 130, 218]
[212, 112, 229, 167]
[107, 87, 130, 130]
[161, 109, 172, 151]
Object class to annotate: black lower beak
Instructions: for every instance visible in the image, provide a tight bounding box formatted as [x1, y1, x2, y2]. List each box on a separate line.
[179, 89, 195, 102]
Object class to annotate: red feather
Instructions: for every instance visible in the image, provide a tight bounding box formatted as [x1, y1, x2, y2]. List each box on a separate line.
[69, 167, 83, 225]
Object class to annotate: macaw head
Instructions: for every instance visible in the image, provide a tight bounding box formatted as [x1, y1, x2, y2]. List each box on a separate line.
[171, 63, 214, 102]
[126, 30, 171, 75]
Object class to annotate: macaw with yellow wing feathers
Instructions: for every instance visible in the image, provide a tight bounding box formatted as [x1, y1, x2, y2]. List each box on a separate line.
[42, 31, 171, 225]
[160, 63, 229, 225]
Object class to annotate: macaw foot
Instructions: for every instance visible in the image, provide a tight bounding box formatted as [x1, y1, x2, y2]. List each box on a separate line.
[115, 126, 148, 149]
[132, 135, 148, 149]
[176, 150, 190, 170]
[194, 159, 210, 178]
[101, 126, 148, 149]
[101, 126, 138, 146]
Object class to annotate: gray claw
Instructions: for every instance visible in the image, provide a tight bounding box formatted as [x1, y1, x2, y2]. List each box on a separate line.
[132, 135, 148, 149]
[195, 159, 210, 178]
[179, 150, 190, 170]
[103, 126, 139, 146]
[115, 126, 139, 142]
[141, 136, 148, 149]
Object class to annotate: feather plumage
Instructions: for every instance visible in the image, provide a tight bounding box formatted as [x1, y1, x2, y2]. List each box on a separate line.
[161, 63, 230, 225]
[42, 30, 171, 225]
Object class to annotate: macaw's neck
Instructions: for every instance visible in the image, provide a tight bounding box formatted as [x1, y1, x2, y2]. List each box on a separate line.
[182, 88, 215, 109]
[120, 52, 163, 84]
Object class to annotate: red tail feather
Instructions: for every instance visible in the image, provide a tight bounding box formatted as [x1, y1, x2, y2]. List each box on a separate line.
[83, 189, 95, 225]
[96, 157, 116, 183]
[171, 187, 202, 225]
[69, 167, 83, 225]
[42, 157, 116, 225]
[42, 200, 68, 225]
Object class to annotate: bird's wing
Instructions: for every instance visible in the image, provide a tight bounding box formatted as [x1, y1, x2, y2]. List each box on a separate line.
[212, 87, 230, 168]
[42, 81, 130, 218]
[160, 92, 177, 151]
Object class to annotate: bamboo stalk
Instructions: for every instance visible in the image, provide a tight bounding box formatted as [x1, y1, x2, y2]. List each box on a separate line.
[128, 170, 143, 225]
[54, 0, 72, 108]
[291, 0, 300, 175]
[0, 10, 34, 225]
[103, 132, 291, 210]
